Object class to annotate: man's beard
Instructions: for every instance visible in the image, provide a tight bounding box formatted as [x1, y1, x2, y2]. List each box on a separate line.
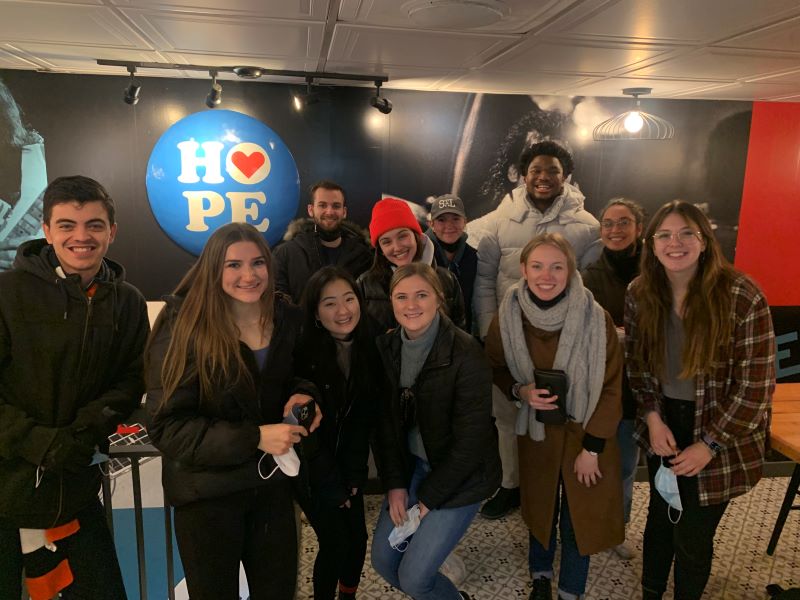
[315, 221, 342, 242]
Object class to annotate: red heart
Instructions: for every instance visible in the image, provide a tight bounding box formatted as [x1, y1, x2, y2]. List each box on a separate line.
[231, 151, 265, 178]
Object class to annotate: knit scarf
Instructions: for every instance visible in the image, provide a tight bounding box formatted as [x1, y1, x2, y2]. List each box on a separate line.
[499, 272, 607, 441]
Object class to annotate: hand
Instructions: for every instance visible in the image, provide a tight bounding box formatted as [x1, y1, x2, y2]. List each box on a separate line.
[670, 442, 713, 477]
[419, 501, 430, 519]
[257, 423, 307, 455]
[387, 488, 409, 527]
[519, 384, 559, 411]
[339, 487, 358, 509]
[646, 412, 678, 457]
[574, 449, 602, 487]
[283, 394, 322, 432]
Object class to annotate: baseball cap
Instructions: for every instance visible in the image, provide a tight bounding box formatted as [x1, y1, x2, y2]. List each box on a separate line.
[430, 194, 466, 220]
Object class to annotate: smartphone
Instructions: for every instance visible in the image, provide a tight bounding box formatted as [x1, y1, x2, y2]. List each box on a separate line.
[533, 368, 568, 425]
[291, 401, 316, 432]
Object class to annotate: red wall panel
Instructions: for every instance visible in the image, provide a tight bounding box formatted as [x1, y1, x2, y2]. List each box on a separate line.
[735, 102, 800, 306]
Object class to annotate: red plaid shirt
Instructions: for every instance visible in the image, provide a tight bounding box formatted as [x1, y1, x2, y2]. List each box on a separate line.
[624, 273, 776, 506]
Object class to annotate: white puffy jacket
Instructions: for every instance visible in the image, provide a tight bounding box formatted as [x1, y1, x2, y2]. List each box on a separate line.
[468, 182, 601, 337]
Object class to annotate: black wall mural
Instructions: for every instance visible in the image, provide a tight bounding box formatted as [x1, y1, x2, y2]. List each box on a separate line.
[0, 69, 751, 300]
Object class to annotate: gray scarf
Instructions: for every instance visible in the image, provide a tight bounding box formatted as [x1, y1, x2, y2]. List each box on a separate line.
[499, 272, 607, 441]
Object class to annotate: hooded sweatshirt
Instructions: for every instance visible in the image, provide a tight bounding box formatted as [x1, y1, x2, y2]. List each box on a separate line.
[0, 239, 148, 528]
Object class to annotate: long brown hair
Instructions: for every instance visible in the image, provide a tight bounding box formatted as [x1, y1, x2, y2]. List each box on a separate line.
[149, 223, 276, 405]
[630, 200, 736, 377]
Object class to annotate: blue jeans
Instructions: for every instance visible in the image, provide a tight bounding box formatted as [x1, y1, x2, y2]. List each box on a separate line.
[371, 458, 480, 600]
[529, 483, 589, 597]
[618, 418, 640, 524]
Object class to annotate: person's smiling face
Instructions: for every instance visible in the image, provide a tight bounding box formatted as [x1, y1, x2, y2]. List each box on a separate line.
[652, 213, 706, 279]
[221, 241, 269, 305]
[316, 278, 361, 340]
[520, 243, 569, 301]
[43, 200, 116, 286]
[600, 204, 642, 252]
[391, 274, 440, 340]
[378, 227, 418, 267]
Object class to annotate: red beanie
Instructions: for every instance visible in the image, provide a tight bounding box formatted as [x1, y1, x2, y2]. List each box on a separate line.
[368, 198, 423, 246]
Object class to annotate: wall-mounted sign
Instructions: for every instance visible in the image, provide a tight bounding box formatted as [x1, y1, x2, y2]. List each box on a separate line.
[146, 109, 299, 255]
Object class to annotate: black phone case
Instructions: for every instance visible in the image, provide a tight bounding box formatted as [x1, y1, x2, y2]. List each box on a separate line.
[292, 402, 316, 431]
[533, 368, 568, 425]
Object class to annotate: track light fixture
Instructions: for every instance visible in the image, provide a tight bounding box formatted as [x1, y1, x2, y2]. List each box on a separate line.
[97, 59, 389, 111]
[292, 77, 320, 111]
[123, 66, 140, 105]
[369, 81, 392, 114]
[592, 88, 675, 141]
[205, 71, 222, 108]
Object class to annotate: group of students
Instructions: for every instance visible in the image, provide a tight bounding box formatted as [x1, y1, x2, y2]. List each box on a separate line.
[145, 189, 775, 600]
[0, 170, 775, 600]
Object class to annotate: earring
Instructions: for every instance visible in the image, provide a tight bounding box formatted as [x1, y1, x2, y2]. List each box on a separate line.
[314, 318, 323, 329]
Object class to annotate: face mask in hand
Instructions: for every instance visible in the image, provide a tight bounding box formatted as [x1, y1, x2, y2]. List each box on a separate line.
[654, 462, 682, 523]
[388, 504, 421, 552]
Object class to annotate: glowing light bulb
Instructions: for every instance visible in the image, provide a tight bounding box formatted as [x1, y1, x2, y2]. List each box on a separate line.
[624, 111, 644, 133]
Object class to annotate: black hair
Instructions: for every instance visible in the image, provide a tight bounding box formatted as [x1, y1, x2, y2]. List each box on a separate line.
[519, 140, 574, 178]
[300, 266, 371, 348]
[43, 175, 115, 225]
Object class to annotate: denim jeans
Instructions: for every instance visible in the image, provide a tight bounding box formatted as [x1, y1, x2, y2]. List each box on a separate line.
[617, 418, 640, 524]
[371, 458, 480, 600]
[529, 482, 590, 597]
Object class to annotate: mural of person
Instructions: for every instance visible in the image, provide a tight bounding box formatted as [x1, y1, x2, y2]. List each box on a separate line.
[0, 78, 47, 271]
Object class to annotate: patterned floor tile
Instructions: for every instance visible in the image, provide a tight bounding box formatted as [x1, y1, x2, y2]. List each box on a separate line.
[296, 477, 800, 599]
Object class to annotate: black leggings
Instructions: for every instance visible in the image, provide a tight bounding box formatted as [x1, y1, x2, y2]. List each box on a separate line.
[300, 491, 368, 599]
[173, 482, 297, 600]
[642, 399, 729, 600]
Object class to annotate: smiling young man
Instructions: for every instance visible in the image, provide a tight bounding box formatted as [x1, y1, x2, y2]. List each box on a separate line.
[0, 175, 148, 599]
[273, 180, 373, 304]
[425, 194, 477, 333]
[468, 141, 602, 520]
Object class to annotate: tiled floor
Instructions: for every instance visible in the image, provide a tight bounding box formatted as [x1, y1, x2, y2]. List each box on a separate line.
[297, 477, 800, 599]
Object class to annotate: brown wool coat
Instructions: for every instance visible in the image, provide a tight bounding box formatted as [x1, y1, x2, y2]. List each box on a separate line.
[485, 311, 625, 556]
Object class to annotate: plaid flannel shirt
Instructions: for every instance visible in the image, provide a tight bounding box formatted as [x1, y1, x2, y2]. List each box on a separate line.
[624, 273, 776, 506]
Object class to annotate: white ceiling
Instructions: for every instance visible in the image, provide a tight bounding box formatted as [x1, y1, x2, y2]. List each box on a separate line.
[2, 0, 800, 101]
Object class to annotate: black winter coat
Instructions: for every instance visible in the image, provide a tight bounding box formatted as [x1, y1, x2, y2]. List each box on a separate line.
[375, 315, 500, 509]
[357, 266, 466, 333]
[145, 295, 318, 507]
[294, 316, 384, 508]
[0, 239, 148, 527]
[273, 219, 373, 304]
[426, 230, 478, 334]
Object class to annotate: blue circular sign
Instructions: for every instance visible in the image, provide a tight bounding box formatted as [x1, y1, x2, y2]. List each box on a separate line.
[146, 109, 299, 255]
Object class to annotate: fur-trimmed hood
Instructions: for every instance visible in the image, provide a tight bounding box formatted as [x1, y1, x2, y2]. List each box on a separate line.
[281, 218, 370, 244]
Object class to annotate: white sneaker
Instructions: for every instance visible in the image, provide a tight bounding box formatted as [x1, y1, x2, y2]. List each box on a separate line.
[613, 540, 636, 560]
[440, 552, 467, 585]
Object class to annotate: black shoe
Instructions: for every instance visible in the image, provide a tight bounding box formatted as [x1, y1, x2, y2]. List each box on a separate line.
[459, 592, 471, 600]
[529, 576, 552, 600]
[480, 486, 520, 519]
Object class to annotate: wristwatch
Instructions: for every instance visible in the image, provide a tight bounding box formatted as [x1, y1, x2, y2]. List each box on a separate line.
[510, 382, 523, 409]
[702, 434, 722, 457]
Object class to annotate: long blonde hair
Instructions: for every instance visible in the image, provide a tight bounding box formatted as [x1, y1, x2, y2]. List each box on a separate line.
[630, 201, 736, 377]
[149, 223, 275, 404]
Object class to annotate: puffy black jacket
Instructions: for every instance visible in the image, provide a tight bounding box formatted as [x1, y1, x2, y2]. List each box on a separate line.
[293, 315, 384, 508]
[273, 219, 373, 304]
[145, 295, 318, 507]
[357, 266, 466, 333]
[0, 239, 148, 528]
[375, 315, 500, 509]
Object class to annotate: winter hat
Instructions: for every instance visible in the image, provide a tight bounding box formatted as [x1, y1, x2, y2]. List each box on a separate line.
[369, 198, 423, 246]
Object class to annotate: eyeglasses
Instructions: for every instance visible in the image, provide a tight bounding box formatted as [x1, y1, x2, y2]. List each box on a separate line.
[601, 217, 634, 230]
[652, 230, 702, 244]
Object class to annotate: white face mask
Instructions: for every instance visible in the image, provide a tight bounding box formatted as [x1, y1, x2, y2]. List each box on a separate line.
[654, 463, 683, 523]
[388, 504, 421, 552]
